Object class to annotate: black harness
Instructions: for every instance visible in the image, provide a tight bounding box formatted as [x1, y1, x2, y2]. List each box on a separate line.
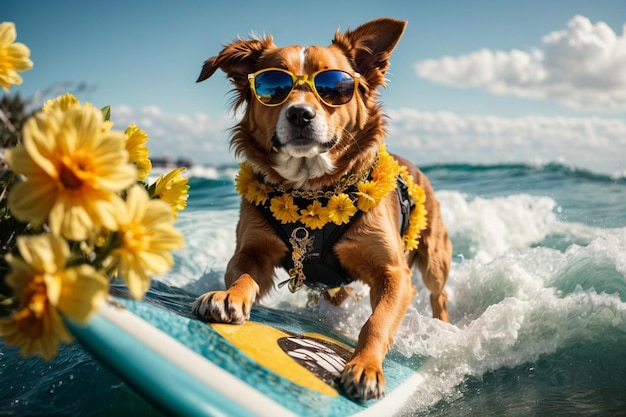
[256, 176, 413, 290]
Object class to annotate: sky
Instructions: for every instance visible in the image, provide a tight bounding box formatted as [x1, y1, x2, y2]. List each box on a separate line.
[4, 0, 626, 176]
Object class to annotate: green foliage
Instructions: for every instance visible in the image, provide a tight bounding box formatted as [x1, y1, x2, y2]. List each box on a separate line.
[0, 94, 32, 298]
[101, 105, 111, 122]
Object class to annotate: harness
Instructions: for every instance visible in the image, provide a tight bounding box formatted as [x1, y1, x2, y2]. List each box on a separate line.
[257, 176, 414, 291]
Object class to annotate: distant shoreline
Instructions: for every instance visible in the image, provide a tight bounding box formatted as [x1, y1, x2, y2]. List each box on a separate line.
[151, 156, 193, 169]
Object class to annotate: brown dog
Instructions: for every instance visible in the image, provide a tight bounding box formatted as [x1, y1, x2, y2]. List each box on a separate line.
[193, 18, 451, 402]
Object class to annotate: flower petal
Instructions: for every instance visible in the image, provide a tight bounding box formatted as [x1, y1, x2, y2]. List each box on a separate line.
[57, 265, 108, 323]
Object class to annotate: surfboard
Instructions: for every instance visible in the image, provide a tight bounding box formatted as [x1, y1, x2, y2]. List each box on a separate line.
[65, 282, 427, 417]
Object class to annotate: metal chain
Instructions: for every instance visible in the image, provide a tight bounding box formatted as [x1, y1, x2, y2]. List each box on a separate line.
[278, 227, 315, 293]
[271, 156, 378, 200]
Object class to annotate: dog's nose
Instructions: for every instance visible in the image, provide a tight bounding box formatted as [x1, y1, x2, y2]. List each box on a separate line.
[286, 104, 316, 128]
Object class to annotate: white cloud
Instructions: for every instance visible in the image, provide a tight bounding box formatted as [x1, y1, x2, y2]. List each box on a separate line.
[386, 108, 626, 176]
[112, 104, 235, 165]
[106, 104, 626, 176]
[415, 15, 626, 112]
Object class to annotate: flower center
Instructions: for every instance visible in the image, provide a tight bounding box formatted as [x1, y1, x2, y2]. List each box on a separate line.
[59, 164, 83, 189]
[121, 224, 148, 252]
[15, 277, 48, 338]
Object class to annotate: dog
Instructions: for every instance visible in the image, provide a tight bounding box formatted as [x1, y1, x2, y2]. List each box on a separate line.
[192, 17, 451, 402]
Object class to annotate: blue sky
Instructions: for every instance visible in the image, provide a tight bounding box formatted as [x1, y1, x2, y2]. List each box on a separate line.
[4, 0, 626, 175]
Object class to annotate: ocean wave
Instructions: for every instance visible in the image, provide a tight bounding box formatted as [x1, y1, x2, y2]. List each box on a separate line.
[397, 236, 626, 415]
[422, 161, 626, 183]
[179, 161, 626, 183]
[438, 191, 560, 263]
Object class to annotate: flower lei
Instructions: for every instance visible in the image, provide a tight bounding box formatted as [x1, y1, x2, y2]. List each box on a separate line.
[235, 145, 428, 250]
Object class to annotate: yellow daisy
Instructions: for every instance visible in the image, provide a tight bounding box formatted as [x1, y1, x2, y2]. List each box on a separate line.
[235, 162, 256, 196]
[124, 124, 152, 181]
[372, 149, 398, 192]
[299, 200, 329, 230]
[111, 185, 184, 300]
[245, 180, 271, 205]
[0, 22, 33, 92]
[403, 220, 421, 250]
[356, 180, 382, 212]
[0, 235, 108, 360]
[152, 167, 189, 218]
[6, 105, 137, 240]
[43, 94, 114, 132]
[0, 285, 70, 361]
[42, 93, 80, 113]
[270, 194, 300, 224]
[397, 167, 428, 250]
[326, 193, 357, 225]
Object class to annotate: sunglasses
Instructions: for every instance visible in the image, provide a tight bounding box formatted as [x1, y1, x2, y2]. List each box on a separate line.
[248, 68, 360, 107]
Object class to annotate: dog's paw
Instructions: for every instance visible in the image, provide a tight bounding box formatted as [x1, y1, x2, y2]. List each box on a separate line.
[192, 291, 250, 324]
[340, 358, 385, 402]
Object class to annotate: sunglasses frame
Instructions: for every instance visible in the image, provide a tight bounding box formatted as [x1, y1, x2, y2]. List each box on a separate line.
[247, 68, 360, 107]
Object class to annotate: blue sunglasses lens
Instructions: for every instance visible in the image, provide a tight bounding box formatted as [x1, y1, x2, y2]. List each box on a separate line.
[313, 70, 355, 105]
[254, 71, 294, 105]
[253, 70, 356, 106]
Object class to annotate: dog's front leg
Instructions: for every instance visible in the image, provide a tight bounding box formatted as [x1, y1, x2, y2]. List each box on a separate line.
[193, 235, 281, 324]
[340, 266, 416, 402]
[193, 203, 285, 324]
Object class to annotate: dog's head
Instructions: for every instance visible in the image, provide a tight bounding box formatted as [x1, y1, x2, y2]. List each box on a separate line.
[198, 18, 406, 189]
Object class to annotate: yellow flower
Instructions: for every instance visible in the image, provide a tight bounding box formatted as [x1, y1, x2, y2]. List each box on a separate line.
[111, 185, 184, 300]
[299, 200, 329, 230]
[0, 290, 69, 361]
[0, 22, 32, 92]
[0, 235, 108, 360]
[356, 180, 383, 212]
[245, 180, 271, 205]
[152, 167, 189, 218]
[372, 148, 399, 192]
[235, 162, 256, 196]
[42, 93, 80, 113]
[326, 193, 357, 225]
[398, 167, 428, 250]
[403, 220, 421, 250]
[6, 105, 137, 240]
[270, 194, 300, 224]
[124, 124, 152, 181]
[43, 94, 114, 132]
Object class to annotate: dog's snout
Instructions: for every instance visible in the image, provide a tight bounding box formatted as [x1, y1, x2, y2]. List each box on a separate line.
[286, 104, 316, 128]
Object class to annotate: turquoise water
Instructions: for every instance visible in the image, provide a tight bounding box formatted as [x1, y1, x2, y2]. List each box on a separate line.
[1, 162, 625, 416]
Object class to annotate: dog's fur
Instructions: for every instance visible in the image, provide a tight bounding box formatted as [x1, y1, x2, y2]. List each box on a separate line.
[193, 18, 452, 401]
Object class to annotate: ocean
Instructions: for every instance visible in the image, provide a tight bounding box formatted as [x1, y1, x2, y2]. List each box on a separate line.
[1, 161, 625, 416]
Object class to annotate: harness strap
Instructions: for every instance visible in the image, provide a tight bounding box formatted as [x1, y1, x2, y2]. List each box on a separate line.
[396, 174, 413, 237]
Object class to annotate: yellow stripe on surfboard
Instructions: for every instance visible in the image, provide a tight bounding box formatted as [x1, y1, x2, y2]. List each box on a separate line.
[210, 321, 339, 397]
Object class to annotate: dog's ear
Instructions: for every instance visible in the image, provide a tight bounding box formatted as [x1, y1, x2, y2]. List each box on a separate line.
[197, 36, 276, 108]
[333, 18, 407, 89]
